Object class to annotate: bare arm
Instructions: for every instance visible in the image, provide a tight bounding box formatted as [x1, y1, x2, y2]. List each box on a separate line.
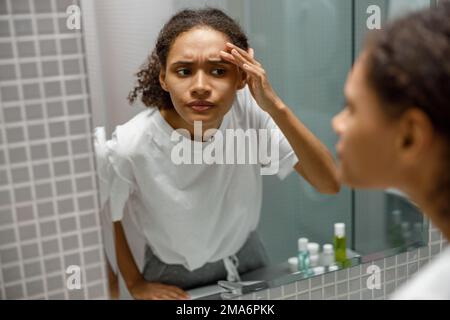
[268, 104, 340, 194]
[113, 221, 190, 300]
[113, 221, 144, 290]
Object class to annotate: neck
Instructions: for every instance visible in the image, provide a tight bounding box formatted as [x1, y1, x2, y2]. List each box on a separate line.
[399, 162, 450, 242]
[159, 108, 221, 141]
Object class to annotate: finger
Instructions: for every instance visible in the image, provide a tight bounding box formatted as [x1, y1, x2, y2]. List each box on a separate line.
[226, 43, 261, 67]
[226, 42, 255, 62]
[165, 291, 182, 300]
[220, 50, 238, 65]
[248, 47, 254, 59]
[242, 63, 265, 80]
[247, 48, 261, 67]
[220, 51, 247, 72]
[159, 293, 176, 300]
[220, 50, 262, 76]
[167, 288, 188, 299]
[231, 48, 264, 72]
[231, 48, 252, 68]
[173, 288, 190, 299]
[159, 285, 188, 299]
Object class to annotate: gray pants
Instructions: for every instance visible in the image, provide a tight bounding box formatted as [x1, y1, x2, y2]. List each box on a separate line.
[142, 231, 270, 290]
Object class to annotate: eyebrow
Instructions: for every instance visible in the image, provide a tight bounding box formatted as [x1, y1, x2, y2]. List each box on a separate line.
[171, 59, 232, 66]
[343, 88, 353, 103]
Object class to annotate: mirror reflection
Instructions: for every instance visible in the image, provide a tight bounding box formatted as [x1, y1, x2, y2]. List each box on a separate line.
[86, 0, 430, 300]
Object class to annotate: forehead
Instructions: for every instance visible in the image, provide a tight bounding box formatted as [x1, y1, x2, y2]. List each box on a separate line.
[345, 54, 368, 100]
[168, 27, 229, 61]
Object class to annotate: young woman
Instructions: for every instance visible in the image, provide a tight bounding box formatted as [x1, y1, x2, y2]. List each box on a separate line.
[332, 2, 450, 299]
[103, 8, 339, 300]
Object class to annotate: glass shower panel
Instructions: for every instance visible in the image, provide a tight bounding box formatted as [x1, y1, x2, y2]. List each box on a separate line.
[238, 0, 354, 265]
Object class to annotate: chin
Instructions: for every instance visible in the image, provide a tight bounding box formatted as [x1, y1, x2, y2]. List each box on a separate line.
[187, 115, 217, 126]
[340, 169, 387, 190]
[187, 111, 222, 125]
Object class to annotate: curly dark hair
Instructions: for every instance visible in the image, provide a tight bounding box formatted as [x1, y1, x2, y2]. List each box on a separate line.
[364, 1, 450, 218]
[128, 7, 249, 109]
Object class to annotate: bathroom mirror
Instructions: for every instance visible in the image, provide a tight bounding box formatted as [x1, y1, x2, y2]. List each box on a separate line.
[83, 0, 431, 299]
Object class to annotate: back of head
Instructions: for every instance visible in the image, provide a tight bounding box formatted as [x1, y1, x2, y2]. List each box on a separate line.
[364, 1, 450, 218]
[365, 1, 450, 138]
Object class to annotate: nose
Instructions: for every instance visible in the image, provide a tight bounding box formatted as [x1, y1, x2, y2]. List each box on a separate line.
[332, 110, 346, 136]
[191, 70, 211, 97]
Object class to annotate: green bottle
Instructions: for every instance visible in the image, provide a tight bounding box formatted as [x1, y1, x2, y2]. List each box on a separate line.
[334, 223, 348, 267]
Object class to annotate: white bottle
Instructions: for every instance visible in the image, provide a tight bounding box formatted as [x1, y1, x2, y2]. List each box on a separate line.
[288, 257, 299, 273]
[307, 242, 320, 267]
[321, 243, 335, 267]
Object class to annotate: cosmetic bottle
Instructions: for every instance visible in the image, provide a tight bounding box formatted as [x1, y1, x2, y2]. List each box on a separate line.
[307, 242, 320, 268]
[288, 257, 299, 273]
[334, 223, 347, 267]
[321, 243, 335, 267]
[297, 237, 310, 273]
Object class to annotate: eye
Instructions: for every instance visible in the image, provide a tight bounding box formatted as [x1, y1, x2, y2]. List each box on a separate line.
[211, 68, 226, 76]
[176, 68, 191, 77]
[347, 104, 355, 114]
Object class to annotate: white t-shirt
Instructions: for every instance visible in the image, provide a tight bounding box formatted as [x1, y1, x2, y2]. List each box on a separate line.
[96, 86, 299, 271]
[391, 245, 450, 300]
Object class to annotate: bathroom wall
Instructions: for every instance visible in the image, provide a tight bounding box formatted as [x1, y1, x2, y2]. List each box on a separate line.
[0, 0, 107, 299]
[81, 0, 173, 136]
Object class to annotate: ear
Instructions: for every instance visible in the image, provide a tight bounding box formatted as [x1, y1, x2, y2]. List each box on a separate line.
[159, 69, 169, 92]
[396, 108, 434, 160]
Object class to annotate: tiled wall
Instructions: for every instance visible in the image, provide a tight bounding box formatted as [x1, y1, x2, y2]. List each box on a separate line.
[237, 225, 447, 300]
[0, 0, 107, 299]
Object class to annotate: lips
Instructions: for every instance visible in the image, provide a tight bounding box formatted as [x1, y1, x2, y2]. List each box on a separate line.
[187, 100, 215, 112]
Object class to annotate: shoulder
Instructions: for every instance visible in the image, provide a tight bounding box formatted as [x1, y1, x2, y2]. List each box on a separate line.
[234, 85, 256, 113]
[391, 247, 450, 299]
[107, 108, 156, 157]
[233, 85, 268, 129]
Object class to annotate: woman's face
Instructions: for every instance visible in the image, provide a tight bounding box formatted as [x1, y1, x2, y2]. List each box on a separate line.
[332, 53, 404, 189]
[159, 27, 246, 129]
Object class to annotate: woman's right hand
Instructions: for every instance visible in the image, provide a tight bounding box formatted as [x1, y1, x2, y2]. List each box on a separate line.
[130, 279, 191, 300]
